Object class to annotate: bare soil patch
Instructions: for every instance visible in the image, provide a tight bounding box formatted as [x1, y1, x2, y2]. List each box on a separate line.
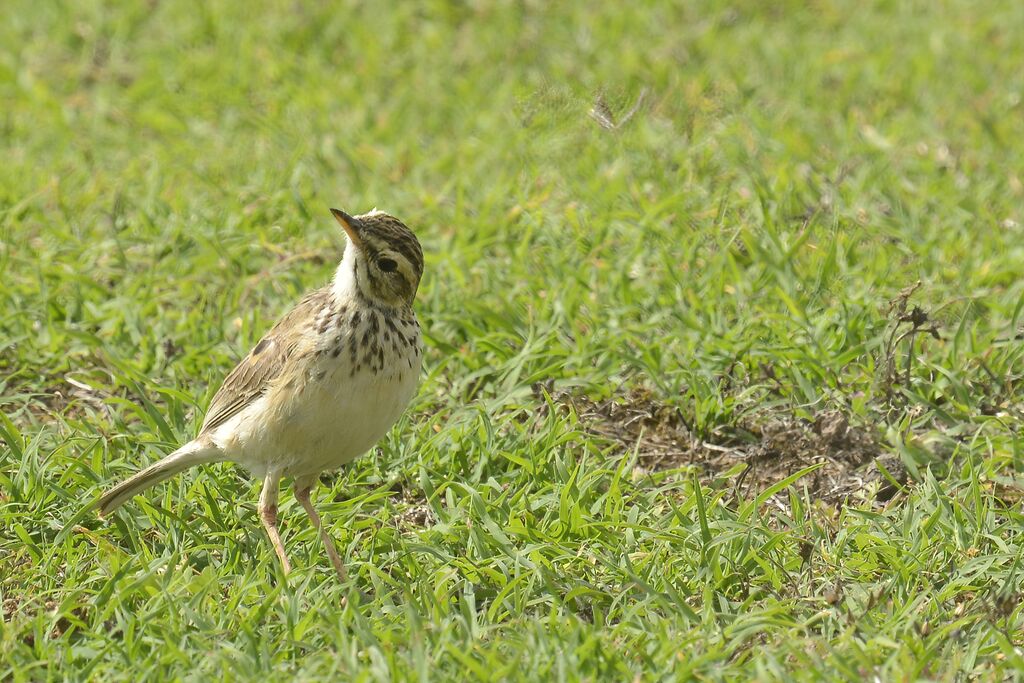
[548, 388, 903, 506]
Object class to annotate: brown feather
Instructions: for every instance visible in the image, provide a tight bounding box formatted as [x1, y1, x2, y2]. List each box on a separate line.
[199, 287, 331, 435]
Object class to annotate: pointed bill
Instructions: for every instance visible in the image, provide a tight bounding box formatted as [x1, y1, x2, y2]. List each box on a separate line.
[330, 208, 362, 248]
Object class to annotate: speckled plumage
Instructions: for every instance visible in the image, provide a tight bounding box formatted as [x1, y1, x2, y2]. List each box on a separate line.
[95, 208, 424, 582]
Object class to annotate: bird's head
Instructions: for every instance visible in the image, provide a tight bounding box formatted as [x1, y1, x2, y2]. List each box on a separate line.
[331, 208, 423, 309]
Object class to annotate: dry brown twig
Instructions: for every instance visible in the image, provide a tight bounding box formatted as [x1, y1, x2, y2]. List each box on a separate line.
[882, 281, 942, 395]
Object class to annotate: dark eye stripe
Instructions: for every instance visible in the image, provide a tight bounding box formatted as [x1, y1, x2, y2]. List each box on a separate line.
[391, 240, 422, 275]
[357, 213, 423, 278]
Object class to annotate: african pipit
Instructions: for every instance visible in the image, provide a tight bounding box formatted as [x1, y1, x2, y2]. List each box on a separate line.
[95, 208, 423, 581]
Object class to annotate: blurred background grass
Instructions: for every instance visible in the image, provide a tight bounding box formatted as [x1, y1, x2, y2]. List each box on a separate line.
[2, 0, 1023, 679]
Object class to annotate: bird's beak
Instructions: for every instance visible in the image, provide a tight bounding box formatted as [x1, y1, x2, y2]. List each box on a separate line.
[330, 208, 363, 248]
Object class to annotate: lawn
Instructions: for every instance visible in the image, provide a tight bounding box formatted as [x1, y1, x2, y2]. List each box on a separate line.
[2, 0, 1023, 679]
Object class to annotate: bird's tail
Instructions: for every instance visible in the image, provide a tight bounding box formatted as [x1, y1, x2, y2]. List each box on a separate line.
[96, 440, 224, 516]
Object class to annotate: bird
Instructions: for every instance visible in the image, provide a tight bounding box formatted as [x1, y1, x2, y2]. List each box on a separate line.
[94, 207, 424, 581]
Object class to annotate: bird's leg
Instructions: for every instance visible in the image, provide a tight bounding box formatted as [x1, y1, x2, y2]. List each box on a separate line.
[294, 480, 347, 581]
[259, 471, 291, 575]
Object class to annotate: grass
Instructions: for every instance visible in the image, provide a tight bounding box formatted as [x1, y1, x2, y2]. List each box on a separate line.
[2, 0, 1023, 679]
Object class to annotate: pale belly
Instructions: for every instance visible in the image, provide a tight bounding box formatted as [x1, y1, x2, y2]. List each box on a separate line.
[212, 354, 421, 480]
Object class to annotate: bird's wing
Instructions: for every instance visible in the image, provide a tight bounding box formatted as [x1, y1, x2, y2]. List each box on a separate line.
[199, 287, 330, 435]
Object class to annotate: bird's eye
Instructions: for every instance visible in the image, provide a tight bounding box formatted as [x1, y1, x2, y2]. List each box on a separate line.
[378, 258, 398, 272]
